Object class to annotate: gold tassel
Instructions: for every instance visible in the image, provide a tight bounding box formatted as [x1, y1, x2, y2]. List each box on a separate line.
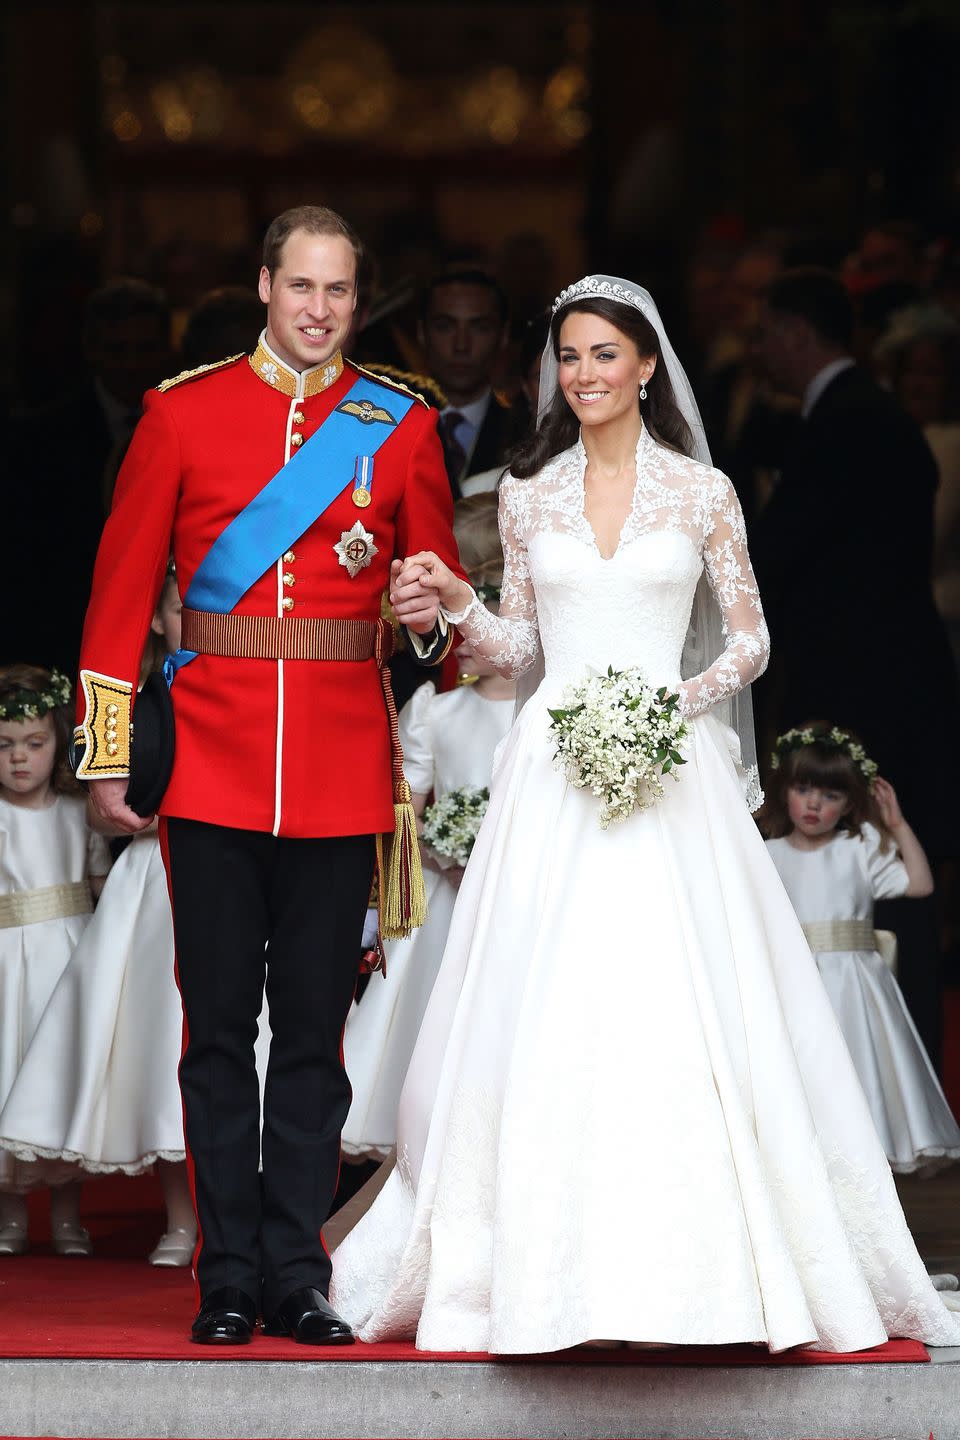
[378, 777, 427, 939]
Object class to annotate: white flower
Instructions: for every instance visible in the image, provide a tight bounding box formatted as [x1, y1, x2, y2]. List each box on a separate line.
[548, 666, 688, 829]
[260, 360, 280, 385]
[422, 786, 489, 865]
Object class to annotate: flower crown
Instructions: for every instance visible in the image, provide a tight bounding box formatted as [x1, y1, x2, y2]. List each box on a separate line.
[771, 726, 878, 786]
[0, 670, 72, 722]
[552, 276, 649, 316]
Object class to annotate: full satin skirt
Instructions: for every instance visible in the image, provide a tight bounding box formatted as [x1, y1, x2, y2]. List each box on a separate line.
[0, 835, 185, 1181]
[342, 866, 457, 1160]
[816, 949, 960, 1175]
[331, 692, 960, 1353]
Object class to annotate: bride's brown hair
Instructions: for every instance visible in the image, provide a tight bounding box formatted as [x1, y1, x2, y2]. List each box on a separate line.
[509, 298, 694, 480]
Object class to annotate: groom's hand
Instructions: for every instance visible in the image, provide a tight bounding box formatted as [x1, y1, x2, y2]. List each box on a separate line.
[390, 558, 441, 634]
[393, 553, 473, 622]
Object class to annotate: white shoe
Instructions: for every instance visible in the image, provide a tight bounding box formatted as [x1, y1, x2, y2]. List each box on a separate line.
[51, 1222, 92, 1257]
[148, 1227, 196, 1267]
[0, 1222, 29, 1257]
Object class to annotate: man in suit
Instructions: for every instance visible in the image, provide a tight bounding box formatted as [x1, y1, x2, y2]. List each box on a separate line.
[6, 280, 172, 672]
[418, 268, 513, 497]
[751, 267, 960, 1065]
[75, 206, 460, 1346]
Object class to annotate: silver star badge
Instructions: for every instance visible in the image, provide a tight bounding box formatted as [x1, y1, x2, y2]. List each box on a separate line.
[334, 520, 378, 579]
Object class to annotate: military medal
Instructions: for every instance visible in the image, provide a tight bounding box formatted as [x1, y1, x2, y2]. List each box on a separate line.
[352, 455, 374, 508]
[334, 520, 378, 579]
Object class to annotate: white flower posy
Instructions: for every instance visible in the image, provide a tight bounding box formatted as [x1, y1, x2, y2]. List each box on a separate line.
[422, 786, 490, 867]
[548, 667, 689, 829]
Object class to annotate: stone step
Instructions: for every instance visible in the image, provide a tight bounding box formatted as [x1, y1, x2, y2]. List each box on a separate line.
[2, 1353, 959, 1440]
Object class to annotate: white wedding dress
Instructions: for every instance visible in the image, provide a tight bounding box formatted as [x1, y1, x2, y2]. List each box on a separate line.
[331, 428, 960, 1354]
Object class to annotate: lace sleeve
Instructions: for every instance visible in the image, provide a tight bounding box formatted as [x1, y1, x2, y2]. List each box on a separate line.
[441, 476, 540, 679]
[679, 474, 770, 718]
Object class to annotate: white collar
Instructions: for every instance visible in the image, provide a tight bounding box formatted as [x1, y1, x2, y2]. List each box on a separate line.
[801, 357, 856, 419]
[442, 390, 491, 430]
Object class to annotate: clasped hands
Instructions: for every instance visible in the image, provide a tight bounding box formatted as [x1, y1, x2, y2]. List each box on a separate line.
[389, 553, 473, 633]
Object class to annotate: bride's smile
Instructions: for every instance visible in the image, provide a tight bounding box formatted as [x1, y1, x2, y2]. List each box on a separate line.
[558, 311, 655, 428]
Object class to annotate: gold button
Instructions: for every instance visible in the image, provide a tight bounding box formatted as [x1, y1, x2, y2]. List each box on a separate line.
[283, 550, 296, 563]
[106, 703, 119, 717]
[282, 596, 294, 612]
[106, 743, 119, 757]
[283, 572, 295, 587]
[290, 432, 303, 447]
[293, 410, 305, 424]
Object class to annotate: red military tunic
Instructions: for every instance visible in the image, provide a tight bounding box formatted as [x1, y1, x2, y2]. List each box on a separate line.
[75, 336, 460, 838]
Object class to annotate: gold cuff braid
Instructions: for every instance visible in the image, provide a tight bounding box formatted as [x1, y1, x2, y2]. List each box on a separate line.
[74, 671, 133, 779]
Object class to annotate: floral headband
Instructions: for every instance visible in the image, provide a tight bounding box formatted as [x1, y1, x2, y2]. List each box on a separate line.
[771, 726, 878, 786]
[0, 670, 72, 722]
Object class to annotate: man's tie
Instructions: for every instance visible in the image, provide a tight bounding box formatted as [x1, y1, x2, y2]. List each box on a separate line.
[438, 411, 467, 499]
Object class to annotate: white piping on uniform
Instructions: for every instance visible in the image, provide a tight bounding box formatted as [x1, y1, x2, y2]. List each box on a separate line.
[273, 393, 300, 836]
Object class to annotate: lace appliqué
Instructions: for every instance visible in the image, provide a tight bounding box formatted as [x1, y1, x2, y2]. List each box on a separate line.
[449, 431, 770, 714]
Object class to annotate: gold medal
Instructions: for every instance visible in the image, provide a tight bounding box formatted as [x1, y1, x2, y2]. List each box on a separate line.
[351, 454, 374, 510]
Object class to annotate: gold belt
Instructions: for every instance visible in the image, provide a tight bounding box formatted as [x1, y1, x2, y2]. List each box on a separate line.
[802, 919, 878, 952]
[0, 881, 93, 929]
[180, 609, 377, 662]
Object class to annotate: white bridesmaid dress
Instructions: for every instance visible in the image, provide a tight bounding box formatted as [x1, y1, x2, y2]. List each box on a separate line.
[342, 681, 514, 1160]
[767, 826, 960, 1175]
[0, 794, 111, 1192]
[0, 831, 185, 1176]
[331, 431, 960, 1354]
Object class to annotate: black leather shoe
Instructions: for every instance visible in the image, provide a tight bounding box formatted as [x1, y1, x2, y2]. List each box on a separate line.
[191, 1286, 257, 1345]
[263, 1287, 354, 1345]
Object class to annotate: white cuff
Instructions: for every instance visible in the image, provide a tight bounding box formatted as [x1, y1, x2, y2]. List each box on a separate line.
[440, 589, 479, 626]
[408, 613, 449, 659]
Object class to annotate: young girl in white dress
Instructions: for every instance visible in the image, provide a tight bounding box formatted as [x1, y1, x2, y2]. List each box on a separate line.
[763, 724, 960, 1175]
[342, 496, 516, 1161]
[0, 665, 111, 1257]
[330, 275, 960, 1355]
[0, 574, 197, 1265]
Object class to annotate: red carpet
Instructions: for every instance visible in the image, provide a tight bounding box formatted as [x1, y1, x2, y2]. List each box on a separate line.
[3, 1165, 930, 1367]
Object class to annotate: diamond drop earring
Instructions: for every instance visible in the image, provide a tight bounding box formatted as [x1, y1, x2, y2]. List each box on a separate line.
[639, 380, 648, 401]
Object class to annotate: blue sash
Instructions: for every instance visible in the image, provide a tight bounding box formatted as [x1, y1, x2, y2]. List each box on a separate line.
[166, 373, 414, 682]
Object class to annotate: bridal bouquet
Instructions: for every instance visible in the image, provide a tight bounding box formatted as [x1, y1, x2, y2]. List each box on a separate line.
[548, 667, 688, 828]
[422, 786, 490, 866]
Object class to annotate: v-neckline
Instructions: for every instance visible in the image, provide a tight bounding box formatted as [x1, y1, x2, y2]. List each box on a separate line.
[578, 427, 646, 562]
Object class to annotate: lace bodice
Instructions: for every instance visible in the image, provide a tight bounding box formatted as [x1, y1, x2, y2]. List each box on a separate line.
[446, 429, 770, 716]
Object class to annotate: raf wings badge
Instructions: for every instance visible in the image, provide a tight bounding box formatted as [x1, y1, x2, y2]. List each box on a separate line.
[337, 397, 397, 427]
[334, 520, 379, 578]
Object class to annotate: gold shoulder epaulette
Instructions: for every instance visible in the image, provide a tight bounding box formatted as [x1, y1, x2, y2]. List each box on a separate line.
[156, 353, 245, 393]
[351, 361, 432, 410]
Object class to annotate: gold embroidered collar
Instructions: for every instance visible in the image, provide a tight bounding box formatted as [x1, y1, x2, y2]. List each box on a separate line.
[249, 332, 344, 399]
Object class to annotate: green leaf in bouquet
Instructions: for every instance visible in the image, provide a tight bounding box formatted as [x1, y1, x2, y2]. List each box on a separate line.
[662, 758, 673, 772]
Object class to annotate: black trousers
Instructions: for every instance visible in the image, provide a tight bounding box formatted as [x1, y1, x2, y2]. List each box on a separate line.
[162, 817, 375, 1315]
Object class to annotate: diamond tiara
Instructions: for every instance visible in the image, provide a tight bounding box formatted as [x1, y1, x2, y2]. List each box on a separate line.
[552, 276, 649, 316]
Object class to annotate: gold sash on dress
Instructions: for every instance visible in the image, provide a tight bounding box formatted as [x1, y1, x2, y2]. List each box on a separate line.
[801, 919, 879, 953]
[0, 881, 93, 929]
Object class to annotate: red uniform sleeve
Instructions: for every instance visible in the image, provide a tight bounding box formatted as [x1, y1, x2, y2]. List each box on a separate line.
[394, 410, 465, 580]
[73, 392, 180, 778]
[393, 410, 466, 668]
